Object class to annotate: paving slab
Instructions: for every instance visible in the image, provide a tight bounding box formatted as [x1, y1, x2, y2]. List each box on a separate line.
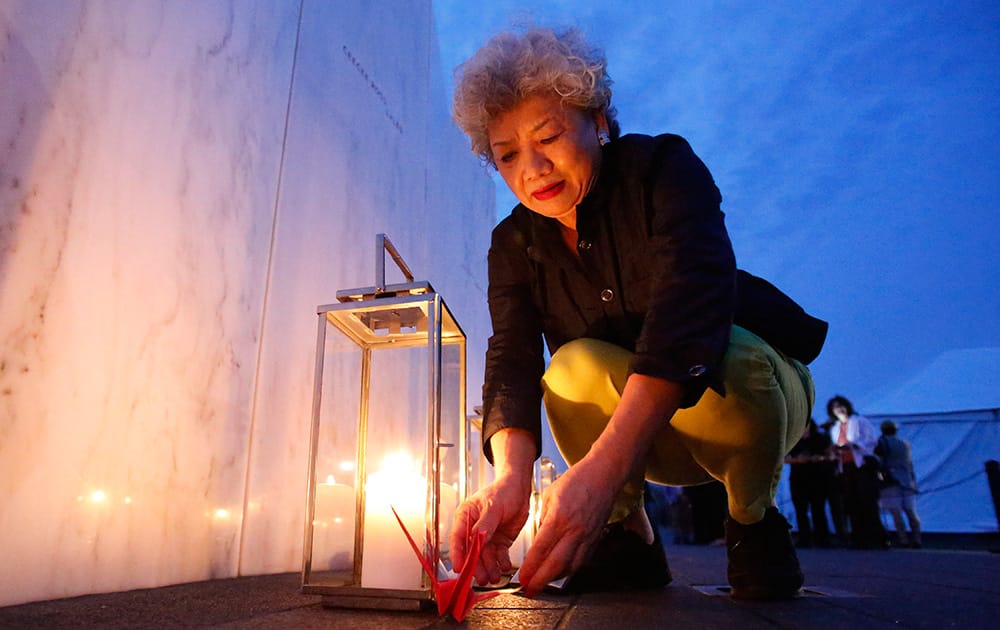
[1, 544, 997, 629]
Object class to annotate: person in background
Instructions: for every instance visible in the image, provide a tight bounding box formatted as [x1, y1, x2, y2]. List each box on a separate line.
[828, 395, 886, 549]
[875, 420, 922, 548]
[448, 26, 828, 600]
[784, 418, 836, 548]
[819, 416, 849, 545]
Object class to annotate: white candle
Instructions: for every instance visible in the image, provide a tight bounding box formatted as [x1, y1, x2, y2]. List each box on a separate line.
[361, 453, 426, 589]
[313, 475, 355, 571]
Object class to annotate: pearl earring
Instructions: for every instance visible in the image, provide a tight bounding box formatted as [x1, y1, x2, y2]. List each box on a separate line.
[598, 131, 611, 146]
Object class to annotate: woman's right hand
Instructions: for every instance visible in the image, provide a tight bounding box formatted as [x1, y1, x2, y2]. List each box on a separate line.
[449, 470, 532, 586]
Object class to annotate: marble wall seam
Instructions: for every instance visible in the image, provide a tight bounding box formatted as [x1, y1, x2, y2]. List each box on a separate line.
[236, 0, 306, 578]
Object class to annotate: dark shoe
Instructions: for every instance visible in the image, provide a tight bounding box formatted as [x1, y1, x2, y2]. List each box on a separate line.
[726, 507, 804, 600]
[563, 523, 672, 592]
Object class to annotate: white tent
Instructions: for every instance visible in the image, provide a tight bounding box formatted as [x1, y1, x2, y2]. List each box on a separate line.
[864, 348, 1000, 533]
[866, 348, 1000, 415]
[778, 348, 1000, 534]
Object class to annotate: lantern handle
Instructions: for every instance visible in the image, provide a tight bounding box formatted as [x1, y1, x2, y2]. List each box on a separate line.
[376, 233, 414, 294]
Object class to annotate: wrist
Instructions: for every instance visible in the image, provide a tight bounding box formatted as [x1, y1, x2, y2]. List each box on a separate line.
[494, 468, 534, 504]
[489, 428, 536, 492]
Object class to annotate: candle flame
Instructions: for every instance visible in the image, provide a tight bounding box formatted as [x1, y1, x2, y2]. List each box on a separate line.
[380, 451, 417, 477]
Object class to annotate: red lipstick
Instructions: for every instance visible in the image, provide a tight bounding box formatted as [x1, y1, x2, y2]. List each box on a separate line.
[532, 181, 565, 201]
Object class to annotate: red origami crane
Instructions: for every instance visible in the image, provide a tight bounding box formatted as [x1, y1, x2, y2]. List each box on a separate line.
[391, 506, 510, 621]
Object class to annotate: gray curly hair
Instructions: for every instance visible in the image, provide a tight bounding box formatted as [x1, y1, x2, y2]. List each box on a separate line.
[451, 27, 619, 167]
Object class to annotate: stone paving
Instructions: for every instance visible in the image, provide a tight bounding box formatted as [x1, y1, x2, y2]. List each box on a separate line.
[2, 542, 998, 628]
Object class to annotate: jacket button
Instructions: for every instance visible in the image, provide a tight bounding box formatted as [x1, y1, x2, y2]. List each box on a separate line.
[578, 240, 592, 251]
[600, 288, 614, 302]
[688, 364, 707, 377]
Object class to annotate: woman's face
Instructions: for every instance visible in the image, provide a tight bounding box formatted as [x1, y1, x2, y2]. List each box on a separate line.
[487, 94, 606, 229]
[832, 403, 849, 421]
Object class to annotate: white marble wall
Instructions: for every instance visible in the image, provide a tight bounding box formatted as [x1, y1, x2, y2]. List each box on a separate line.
[0, 0, 493, 607]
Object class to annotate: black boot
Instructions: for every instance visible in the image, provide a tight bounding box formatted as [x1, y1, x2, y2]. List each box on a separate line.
[725, 507, 804, 600]
[563, 523, 672, 592]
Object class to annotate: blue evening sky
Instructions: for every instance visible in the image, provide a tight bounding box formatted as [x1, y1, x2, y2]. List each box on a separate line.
[432, 0, 1000, 415]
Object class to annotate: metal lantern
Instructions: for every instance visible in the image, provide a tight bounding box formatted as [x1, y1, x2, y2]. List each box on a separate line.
[301, 234, 467, 610]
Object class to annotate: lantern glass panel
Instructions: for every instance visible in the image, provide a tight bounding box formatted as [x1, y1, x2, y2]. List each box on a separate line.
[361, 343, 431, 590]
[438, 341, 463, 569]
[307, 328, 361, 587]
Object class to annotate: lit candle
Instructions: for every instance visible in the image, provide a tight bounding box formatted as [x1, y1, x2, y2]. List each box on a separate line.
[313, 474, 355, 571]
[361, 453, 426, 589]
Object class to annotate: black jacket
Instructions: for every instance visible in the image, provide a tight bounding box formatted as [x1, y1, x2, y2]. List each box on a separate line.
[482, 133, 827, 462]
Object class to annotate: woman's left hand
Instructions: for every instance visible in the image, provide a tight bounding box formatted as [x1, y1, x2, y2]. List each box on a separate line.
[516, 453, 620, 596]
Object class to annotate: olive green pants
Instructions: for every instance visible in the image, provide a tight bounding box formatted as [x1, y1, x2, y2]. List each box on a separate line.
[540, 326, 814, 525]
